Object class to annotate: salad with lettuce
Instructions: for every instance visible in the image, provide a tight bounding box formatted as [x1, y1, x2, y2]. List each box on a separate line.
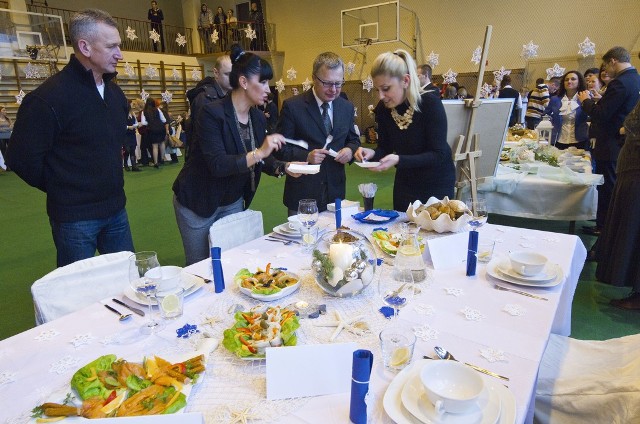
[234, 263, 299, 296]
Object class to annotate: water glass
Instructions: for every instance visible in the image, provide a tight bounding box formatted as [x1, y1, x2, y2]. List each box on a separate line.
[129, 251, 165, 334]
[378, 266, 414, 320]
[477, 240, 495, 263]
[298, 199, 319, 252]
[466, 198, 488, 230]
[156, 287, 185, 319]
[379, 326, 416, 371]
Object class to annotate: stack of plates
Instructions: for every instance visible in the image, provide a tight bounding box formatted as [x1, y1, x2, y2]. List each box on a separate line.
[486, 257, 564, 287]
[124, 273, 204, 305]
[383, 360, 516, 424]
[272, 223, 302, 238]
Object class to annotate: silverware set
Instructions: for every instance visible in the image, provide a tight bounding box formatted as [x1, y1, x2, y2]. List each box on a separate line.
[494, 284, 548, 301]
[265, 235, 301, 245]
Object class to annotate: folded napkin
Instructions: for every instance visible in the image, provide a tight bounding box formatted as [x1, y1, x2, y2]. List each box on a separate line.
[349, 349, 374, 424]
[335, 198, 342, 228]
[466, 230, 479, 276]
[210, 247, 225, 293]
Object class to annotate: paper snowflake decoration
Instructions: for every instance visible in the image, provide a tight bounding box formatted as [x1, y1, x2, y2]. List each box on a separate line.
[145, 63, 158, 79]
[124, 62, 136, 78]
[149, 29, 160, 44]
[191, 68, 202, 81]
[546, 63, 565, 80]
[140, 89, 149, 102]
[286, 67, 297, 81]
[245, 25, 256, 40]
[346, 62, 356, 76]
[302, 77, 312, 92]
[275, 79, 285, 93]
[492, 66, 511, 83]
[291, 87, 299, 96]
[471, 46, 482, 65]
[480, 83, 492, 98]
[443, 68, 457, 84]
[15, 89, 26, 105]
[521, 40, 539, 60]
[171, 67, 180, 81]
[210, 29, 219, 44]
[362, 76, 373, 92]
[24, 62, 40, 79]
[175, 33, 187, 47]
[426, 51, 439, 68]
[578, 37, 596, 57]
[161, 90, 172, 103]
[125, 26, 137, 41]
[354, 107, 357, 117]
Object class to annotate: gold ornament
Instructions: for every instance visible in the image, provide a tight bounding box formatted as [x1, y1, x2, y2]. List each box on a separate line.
[391, 106, 414, 130]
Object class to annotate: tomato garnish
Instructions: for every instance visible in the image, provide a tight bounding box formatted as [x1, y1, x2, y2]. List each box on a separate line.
[104, 390, 116, 405]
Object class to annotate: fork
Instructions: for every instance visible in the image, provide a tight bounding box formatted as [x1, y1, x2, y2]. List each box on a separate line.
[494, 284, 548, 301]
[266, 238, 294, 245]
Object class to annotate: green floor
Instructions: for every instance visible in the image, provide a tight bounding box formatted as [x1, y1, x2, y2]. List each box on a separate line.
[1, 160, 638, 341]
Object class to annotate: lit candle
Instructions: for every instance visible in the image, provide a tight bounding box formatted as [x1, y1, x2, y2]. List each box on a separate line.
[329, 242, 354, 271]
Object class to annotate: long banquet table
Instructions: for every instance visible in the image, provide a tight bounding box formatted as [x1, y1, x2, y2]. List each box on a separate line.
[0, 212, 586, 424]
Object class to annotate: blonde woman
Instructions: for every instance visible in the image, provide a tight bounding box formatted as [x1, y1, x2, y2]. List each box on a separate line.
[355, 49, 455, 210]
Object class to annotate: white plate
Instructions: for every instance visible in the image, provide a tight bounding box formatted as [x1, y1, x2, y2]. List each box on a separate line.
[355, 161, 381, 168]
[124, 274, 204, 305]
[273, 224, 303, 238]
[486, 257, 563, 288]
[401, 371, 501, 424]
[287, 164, 320, 174]
[383, 360, 516, 424]
[496, 259, 557, 282]
[237, 272, 301, 302]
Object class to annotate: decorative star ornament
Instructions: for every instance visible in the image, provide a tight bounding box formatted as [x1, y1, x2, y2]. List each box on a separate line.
[175, 33, 187, 47]
[314, 311, 366, 341]
[362, 76, 373, 92]
[125, 26, 137, 41]
[140, 89, 149, 102]
[191, 68, 202, 81]
[426, 51, 439, 68]
[275, 79, 285, 93]
[443, 68, 458, 84]
[546, 63, 565, 80]
[578, 37, 596, 57]
[24, 62, 40, 79]
[227, 406, 258, 424]
[520, 40, 539, 60]
[124, 62, 136, 78]
[145, 63, 158, 79]
[210, 29, 219, 44]
[302, 77, 312, 92]
[161, 90, 172, 103]
[286, 67, 297, 81]
[492, 66, 511, 83]
[15, 89, 26, 105]
[149, 29, 160, 44]
[471, 46, 482, 65]
[171, 67, 180, 81]
[346, 61, 356, 76]
[245, 25, 256, 40]
[480, 83, 492, 98]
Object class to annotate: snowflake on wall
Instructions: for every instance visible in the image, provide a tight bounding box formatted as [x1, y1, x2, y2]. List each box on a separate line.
[546, 63, 565, 80]
[362, 76, 373, 92]
[124, 62, 136, 78]
[149, 29, 160, 44]
[346, 61, 356, 76]
[171, 67, 180, 81]
[24, 62, 40, 79]
[175, 33, 187, 47]
[15, 89, 26, 105]
[578, 37, 596, 57]
[443, 68, 457, 84]
[286, 67, 297, 81]
[480, 83, 493, 98]
[245, 25, 256, 40]
[520, 40, 539, 60]
[471, 46, 482, 65]
[275, 79, 285, 93]
[140, 89, 149, 102]
[492, 66, 511, 83]
[210, 29, 219, 44]
[161, 90, 173, 103]
[125, 26, 137, 41]
[302, 77, 312, 92]
[426, 51, 439, 68]
[191, 68, 202, 81]
[145, 63, 158, 79]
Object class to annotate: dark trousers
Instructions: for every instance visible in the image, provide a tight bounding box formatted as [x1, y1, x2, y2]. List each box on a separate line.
[595, 159, 617, 229]
[123, 145, 136, 168]
[525, 116, 541, 130]
[140, 134, 152, 165]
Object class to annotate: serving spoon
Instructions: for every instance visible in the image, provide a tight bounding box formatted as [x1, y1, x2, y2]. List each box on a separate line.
[104, 304, 132, 321]
[434, 346, 509, 381]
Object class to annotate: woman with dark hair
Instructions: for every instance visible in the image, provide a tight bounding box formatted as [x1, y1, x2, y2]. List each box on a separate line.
[213, 6, 227, 51]
[141, 98, 168, 168]
[546, 70, 589, 150]
[172, 44, 295, 265]
[124, 100, 140, 172]
[197, 3, 213, 53]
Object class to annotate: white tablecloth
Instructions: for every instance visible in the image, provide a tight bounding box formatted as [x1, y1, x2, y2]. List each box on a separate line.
[0, 215, 586, 424]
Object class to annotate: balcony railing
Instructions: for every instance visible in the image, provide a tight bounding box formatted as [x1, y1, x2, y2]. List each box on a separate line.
[197, 20, 272, 54]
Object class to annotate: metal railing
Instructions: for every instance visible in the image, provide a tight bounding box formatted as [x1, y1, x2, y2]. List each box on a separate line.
[197, 20, 275, 54]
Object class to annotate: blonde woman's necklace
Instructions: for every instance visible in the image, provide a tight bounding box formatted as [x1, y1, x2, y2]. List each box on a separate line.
[390, 105, 414, 130]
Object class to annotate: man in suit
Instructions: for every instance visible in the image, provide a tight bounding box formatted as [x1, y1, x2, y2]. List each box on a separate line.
[417, 64, 440, 97]
[498, 75, 522, 127]
[578, 46, 640, 236]
[275, 52, 360, 215]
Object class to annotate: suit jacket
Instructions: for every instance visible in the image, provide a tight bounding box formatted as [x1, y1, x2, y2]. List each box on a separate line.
[582, 67, 640, 161]
[499, 86, 521, 126]
[275, 90, 360, 211]
[172, 95, 280, 217]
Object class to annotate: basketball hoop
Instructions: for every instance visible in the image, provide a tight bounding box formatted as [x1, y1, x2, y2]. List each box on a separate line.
[355, 37, 373, 46]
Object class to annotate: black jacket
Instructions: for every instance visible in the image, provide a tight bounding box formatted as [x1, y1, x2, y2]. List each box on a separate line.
[7, 54, 128, 222]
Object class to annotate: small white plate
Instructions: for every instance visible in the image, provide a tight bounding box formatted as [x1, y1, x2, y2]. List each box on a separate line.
[287, 164, 320, 174]
[124, 274, 204, 305]
[496, 259, 557, 282]
[272, 224, 303, 238]
[486, 257, 564, 288]
[355, 161, 381, 168]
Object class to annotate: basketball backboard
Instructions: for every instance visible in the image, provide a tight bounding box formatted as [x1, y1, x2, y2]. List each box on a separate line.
[341, 1, 399, 48]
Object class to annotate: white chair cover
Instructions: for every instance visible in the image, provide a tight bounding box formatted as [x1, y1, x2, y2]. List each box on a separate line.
[535, 333, 640, 423]
[208, 209, 263, 251]
[31, 251, 133, 325]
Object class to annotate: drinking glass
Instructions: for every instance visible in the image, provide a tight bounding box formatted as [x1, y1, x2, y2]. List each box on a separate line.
[378, 266, 414, 320]
[466, 198, 488, 230]
[298, 199, 319, 251]
[129, 251, 165, 334]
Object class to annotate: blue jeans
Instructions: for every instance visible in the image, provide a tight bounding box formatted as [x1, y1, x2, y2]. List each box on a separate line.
[50, 208, 135, 267]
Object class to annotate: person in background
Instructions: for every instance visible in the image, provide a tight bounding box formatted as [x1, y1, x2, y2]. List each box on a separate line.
[172, 45, 295, 265]
[160, 102, 179, 164]
[148, 0, 164, 52]
[6, 9, 134, 267]
[457, 86, 471, 99]
[547, 76, 562, 97]
[197, 3, 213, 53]
[355, 49, 455, 211]
[525, 78, 550, 129]
[584, 67, 601, 96]
[417, 64, 440, 97]
[249, 2, 267, 51]
[213, 6, 227, 51]
[124, 100, 141, 172]
[262, 92, 278, 134]
[498, 75, 522, 127]
[141, 98, 169, 168]
[546, 70, 589, 150]
[226, 9, 238, 44]
[443, 85, 458, 99]
[0, 104, 12, 161]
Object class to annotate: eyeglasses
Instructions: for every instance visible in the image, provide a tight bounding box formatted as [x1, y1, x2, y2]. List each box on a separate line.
[314, 74, 344, 89]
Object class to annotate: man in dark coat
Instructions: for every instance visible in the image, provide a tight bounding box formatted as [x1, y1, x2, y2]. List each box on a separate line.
[498, 75, 522, 127]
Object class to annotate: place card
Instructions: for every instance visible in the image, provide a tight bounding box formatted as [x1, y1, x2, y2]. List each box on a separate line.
[427, 232, 468, 270]
[266, 342, 356, 400]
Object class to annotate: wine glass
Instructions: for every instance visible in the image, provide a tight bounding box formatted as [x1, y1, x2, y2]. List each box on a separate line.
[298, 199, 319, 251]
[378, 266, 415, 321]
[466, 198, 488, 230]
[129, 251, 165, 334]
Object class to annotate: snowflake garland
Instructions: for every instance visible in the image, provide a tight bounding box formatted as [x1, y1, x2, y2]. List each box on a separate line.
[123, 62, 136, 78]
[578, 37, 596, 57]
[301, 77, 312, 92]
[546, 63, 566, 80]
[442, 68, 458, 84]
[191, 68, 202, 81]
[211, 29, 219, 44]
[125, 26, 137, 41]
[245, 25, 256, 40]
[145, 63, 158, 79]
[471, 46, 482, 65]
[149, 28, 160, 44]
[426, 51, 439, 68]
[286, 67, 297, 81]
[175, 33, 187, 47]
[140, 89, 149, 102]
[24, 62, 41, 79]
[346, 61, 356, 76]
[161, 90, 173, 103]
[171, 67, 180, 81]
[493, 66, 511, 84]
[521, 40, 539, 60]
[362, 76, 373, 92]
[275, 79, 285, 93]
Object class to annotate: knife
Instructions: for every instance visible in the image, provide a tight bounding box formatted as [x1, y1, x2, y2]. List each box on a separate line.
[113, 298, 145, 316]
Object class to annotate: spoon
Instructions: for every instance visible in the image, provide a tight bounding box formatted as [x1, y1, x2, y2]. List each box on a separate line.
[104, 304, 132, 321]
[433, 346, 509, 381]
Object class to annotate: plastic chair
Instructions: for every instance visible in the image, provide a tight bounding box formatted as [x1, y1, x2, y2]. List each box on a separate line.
[31, 251, 133, 325]
[208, 209, 264, 251]
[535, 333, 640, 423]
